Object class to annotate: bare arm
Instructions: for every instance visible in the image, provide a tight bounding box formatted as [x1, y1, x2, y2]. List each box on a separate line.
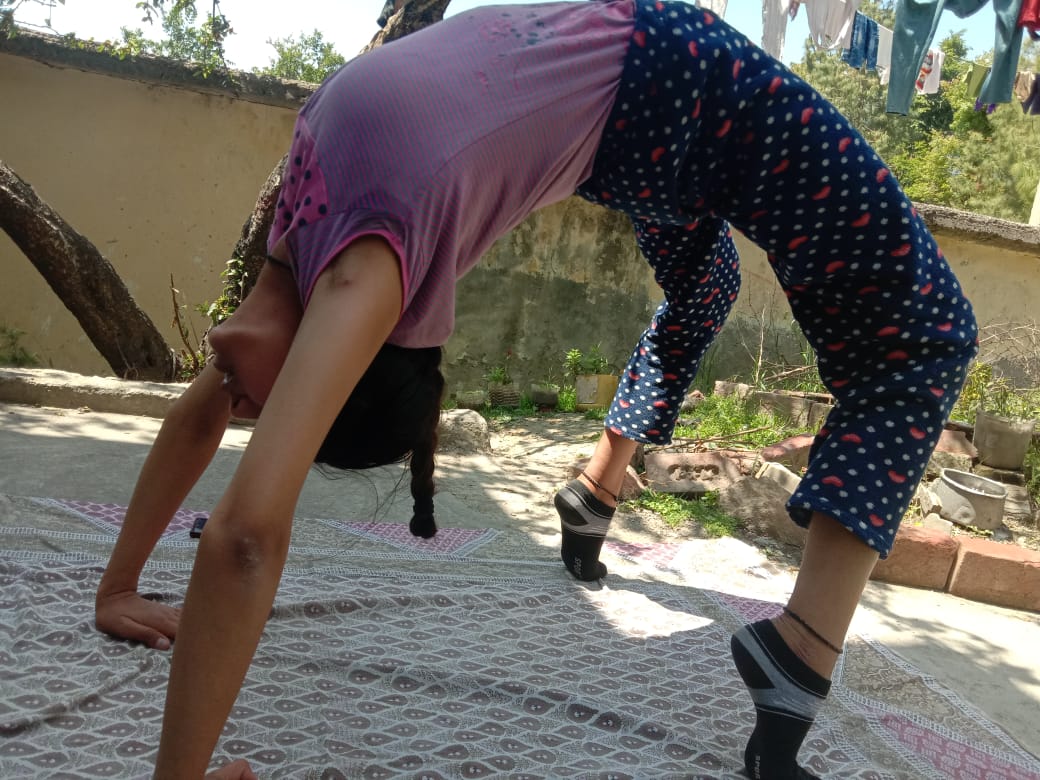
[95, 363, 231, 648]
[153, 237, 403, 778]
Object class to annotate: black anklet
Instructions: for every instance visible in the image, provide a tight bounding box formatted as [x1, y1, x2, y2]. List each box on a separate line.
[782, 606, 844, 655]
[580, 470, 619, 503]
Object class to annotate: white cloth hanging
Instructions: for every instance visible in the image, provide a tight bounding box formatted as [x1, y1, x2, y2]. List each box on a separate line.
[915, 47, 945, 95]
[698, 0, 728, 16]
[876, 23, 894, 85]
[762, 0, 793, 58]
[805, 0, 861, 51]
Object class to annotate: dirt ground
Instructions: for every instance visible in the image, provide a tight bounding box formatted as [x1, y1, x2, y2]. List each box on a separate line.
[486, 412, 1040, 558]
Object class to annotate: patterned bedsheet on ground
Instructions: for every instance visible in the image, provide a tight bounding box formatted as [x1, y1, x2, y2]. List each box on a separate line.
[1, 495, 1038, 779]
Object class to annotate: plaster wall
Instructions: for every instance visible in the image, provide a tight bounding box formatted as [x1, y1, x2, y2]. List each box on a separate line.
[2, 48, 1038, 396]
[0, 51, 297, 376]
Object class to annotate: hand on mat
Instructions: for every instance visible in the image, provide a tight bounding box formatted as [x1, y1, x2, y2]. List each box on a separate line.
[95, 589, 181, 650]
[206, 759, 257, 779]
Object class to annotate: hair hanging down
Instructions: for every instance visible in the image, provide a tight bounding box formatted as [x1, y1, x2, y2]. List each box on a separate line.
[314, 343, 445, 539]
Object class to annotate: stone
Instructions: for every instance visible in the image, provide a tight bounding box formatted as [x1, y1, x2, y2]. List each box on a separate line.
[437, 409, 491, 453]
[974, 464, 1026, 486]
[919, 512, 954, 534]
[760, 433, 815, 471]
[915, 483, 943, 517]
[871, 524, 958, 591]
[948, 537, 1040, 612]
[716, 476, 807, 548]
[643, 451, 743, 496]
[1003, 484, 1034, 524]
[454, 390, 487, 411]
[925, 429, 977, 479]
[713, 380, 753, 399]
[680, 389, 706, 412]
[755, 461, 801, 495]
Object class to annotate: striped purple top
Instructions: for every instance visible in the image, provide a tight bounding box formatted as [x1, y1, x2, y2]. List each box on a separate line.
[268, 0, 635, 347]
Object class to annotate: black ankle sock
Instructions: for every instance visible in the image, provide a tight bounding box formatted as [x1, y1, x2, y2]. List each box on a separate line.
[731, 619, 830, 780]
[554, 478, 614, 581]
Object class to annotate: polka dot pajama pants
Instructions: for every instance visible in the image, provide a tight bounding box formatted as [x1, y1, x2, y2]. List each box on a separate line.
[576, 0, 978, 557]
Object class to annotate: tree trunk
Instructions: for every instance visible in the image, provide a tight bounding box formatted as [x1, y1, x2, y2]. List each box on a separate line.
[0, 161, 177, 381]
[361, 0, 452, 54]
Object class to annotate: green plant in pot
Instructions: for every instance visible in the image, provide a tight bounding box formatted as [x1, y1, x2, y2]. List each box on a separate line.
[529, 370, 561, 410]
[564, 345, 618, 411]
[486, 353, 520, 408]
[967, 364, 1038, 471]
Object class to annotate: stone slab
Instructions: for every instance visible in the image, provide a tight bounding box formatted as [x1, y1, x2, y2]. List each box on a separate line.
[948, 537, 1040, 612]
[643, 451, 742, 496]
[871, 525, 958, 591]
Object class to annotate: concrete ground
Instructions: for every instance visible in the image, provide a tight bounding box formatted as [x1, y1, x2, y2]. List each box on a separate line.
[1, 371, 1039, 763]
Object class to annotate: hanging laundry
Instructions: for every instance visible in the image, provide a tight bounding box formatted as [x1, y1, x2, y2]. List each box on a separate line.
[965, 61, 991, 98]
[914, 48, 945, 94]
[888, 0, 1025, 115]
[843, 12, 880, 70]
[762, 0, 803, 58]
[876, 24, 894, 84]
[1023, 73, 1040, 114]
[806, 0, 862, 51]
[698, 0, 728, 15]
[1019, 0, 1040, 39]
[1015, 70, 1037, 101]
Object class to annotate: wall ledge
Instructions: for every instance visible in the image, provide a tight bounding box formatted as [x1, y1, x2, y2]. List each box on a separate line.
[0, 28, 316, 109]
[917, 203, 1040, 256]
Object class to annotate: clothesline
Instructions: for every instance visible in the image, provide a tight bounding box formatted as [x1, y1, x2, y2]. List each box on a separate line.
[751, 0, 1038, 116]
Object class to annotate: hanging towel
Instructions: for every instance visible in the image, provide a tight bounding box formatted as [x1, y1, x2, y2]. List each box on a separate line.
[762, 0, 793, 58]
[888, 0, 1025, 114]
[965, 61, 991, 98]
[1024, 72, 1040, 114]
[914, 48, 945, 94]
[843, 12, 880, 69]
[1014, 70, 1036, 101]
[876, 23, 894, 84]
[806, 0, 862, 51]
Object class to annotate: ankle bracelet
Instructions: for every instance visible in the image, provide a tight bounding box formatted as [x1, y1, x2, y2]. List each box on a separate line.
[580, 471, 619, 503]
[782, 606, 844, 655]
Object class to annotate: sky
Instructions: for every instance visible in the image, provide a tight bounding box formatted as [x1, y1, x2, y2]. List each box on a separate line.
[14, 0, 999, 71]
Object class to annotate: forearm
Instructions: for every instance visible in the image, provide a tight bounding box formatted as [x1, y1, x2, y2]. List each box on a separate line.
[153, 518, 289, 779]
[101, 365, 231, 592]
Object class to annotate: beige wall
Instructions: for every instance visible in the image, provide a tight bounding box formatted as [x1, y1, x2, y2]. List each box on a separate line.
[2, 47, 1038, 393]
[1, 50, 297, 376]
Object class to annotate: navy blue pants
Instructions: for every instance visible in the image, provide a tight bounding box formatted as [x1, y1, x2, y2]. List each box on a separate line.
[577, 0, 978, 557]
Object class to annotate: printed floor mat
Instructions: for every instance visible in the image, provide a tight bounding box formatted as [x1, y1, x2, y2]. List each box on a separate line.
[1, 495, 1038, 779]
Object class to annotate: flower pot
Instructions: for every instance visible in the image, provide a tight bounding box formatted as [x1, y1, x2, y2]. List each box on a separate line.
[575, 374, 618, 411]
[529, 384, 559, 409]
[488, 382, 521, 408]
[933, 468, 1007, 531]
[974, 410, 1035, 470]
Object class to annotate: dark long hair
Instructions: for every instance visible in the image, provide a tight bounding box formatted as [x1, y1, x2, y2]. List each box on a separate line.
[314, 343, 445, 538]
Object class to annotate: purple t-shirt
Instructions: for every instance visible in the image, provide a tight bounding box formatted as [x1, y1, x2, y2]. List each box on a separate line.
[268, 0, 634, 347]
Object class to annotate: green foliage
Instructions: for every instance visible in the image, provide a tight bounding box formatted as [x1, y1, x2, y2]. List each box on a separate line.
[0, 325, 39, 367]
[582, 407, 607, 421]
[117, 0, 233, 77]
[255, 29, 345, 84]
[951, 361, 1040, 423]
[485, 350, 514, 385]
[563, 345, 611, 380]
[482, 394, 538, 423]
[557, 385, 577, 412]
[673, 393, 807, 447]
[632, 490, 741, 537]
[197, 256, 248, 327]
[1024, 442, 1040, 509]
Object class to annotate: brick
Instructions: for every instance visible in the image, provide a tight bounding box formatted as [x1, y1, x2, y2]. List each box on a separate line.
[948, 537, 1040, 612]
[871, 525, 958, 591]
[643, 451, 742, 496]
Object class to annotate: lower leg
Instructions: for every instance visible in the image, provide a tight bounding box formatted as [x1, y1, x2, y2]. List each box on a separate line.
[556, 429, 637, 580]
[731, 512, 879, 779]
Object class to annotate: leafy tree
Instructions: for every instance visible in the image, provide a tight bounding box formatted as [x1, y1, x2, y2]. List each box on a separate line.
[256, 29, 345, 84]
[118, 0, 232, 75]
